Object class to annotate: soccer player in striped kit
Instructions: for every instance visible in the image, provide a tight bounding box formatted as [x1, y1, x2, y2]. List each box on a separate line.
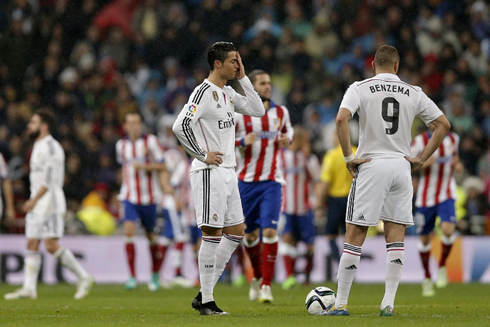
[280, 126, 320, 289]
[173, 42, 265, 315]
[116, 112, 167, 291]
[235, 70, 293, 303]
[324, 45, 450, 317]
[411, 126, 460, 296]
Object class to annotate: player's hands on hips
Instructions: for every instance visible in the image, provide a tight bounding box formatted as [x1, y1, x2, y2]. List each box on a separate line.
[132, 162, 146, 170]
[205, 151, 224, 165]
[278, 134, 290, 148]
[236, 52, 245, 79]
[346, 158, 371, 178]
[404, 156, 426, 172]
[245, 133, 257, 145]
[22, 199, 36, 213]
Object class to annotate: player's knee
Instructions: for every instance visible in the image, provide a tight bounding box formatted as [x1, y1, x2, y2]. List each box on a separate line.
[27, 239, 40, 251]
[44, 240, 59, 254]
[262, 228, 277, 238]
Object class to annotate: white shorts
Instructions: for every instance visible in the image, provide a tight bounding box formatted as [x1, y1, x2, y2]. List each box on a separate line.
[25, 212, 64, 239]
[346, 158, 414, 227]
[191, 167, 244, 228]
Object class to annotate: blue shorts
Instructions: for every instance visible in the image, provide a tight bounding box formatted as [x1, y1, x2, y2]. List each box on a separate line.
[189, 225, 202, 245]
[239, 180, 282, 233]
[282, 211, 315, 245]
[161, 208, 190, 242]
[123, 201, 157, 233]
[415, 199, 456, 235]
[326, 196, 347, 235]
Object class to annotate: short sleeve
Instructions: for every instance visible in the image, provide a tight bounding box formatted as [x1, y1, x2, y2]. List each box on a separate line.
[416, 91, 443, 125]
[339, 83, 361, 116]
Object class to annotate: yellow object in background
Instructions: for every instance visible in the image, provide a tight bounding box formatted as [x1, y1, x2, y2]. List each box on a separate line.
[78, 207, 116, 236]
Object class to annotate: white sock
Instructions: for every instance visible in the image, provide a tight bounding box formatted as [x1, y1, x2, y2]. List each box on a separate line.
[381, 242, 404, 310]
[54, 247, 89, 280]
[23, 251, 41, 292]
[213, 233, 244, 286]
[335, 243, 361, 308]
[199, 236, 221, 304]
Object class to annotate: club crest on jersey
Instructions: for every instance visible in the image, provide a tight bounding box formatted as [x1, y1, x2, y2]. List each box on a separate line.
[188, 104, 197, 114]
[213, 91, 219, 102]
[212, 214, 218, 222]
[273, 117, 281, 127]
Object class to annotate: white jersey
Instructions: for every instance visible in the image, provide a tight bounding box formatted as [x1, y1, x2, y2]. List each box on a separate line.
[0, 153, 9, 213]
[281, 149, 320, 215]
[340, 73, 443, 159]
[411, 131, 459, 207]
[235, 102, 293, 184]
[172, 76, 265, 173]
[29, 135, 66, 214]
[116, 134, 165, 205]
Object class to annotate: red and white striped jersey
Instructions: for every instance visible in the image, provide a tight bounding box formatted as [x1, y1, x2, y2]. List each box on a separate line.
[411, 131, 459, 207]
[116, 134, 165, 205]
[235, 102, 293, 184]
[0, 153, 9, 213]
[281, 149, 320, 215]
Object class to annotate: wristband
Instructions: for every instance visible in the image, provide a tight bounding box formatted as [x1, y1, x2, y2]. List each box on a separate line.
[240, 138, 245, 147]
[344, 154, 355, 162]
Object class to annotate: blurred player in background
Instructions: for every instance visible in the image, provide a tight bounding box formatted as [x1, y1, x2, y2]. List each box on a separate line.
[235, 70, 293, 303]
[411, 127, 461, 296]
[116, 112, 166, 291]
[280, 126, 320, 290]
[316, 131, 357, 264]
[159, 144, 195, 288]
[173, 42, 264, 315]
[325, 45, 450, 317]
[4, 110, 93, 300]
[0, 152, 15, 223]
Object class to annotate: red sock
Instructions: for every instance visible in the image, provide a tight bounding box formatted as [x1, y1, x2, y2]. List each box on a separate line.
[150, 244, 166, 273]
[261, 242, 278, 286]
[245, 241, 262, 279]
[126, 242, 136, 277]
[175, 242, 184, 275]
[439, 243, 453, 267]
[283, 255, 296, 277]
[305, 252, 314, 276]
[235, 244, 245, 270]
[419, 250, 431, 279]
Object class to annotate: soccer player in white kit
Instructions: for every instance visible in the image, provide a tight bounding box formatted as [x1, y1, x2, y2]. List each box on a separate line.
[324, 46, 451, 316]
[4, 110, 93, 300]
[173, 42, 265, 315]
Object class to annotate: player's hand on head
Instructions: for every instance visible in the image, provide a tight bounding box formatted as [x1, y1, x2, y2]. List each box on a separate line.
[236, 52, 245, 79]
[205, 151, 224, 165]
[346, 158, 371, 178]
[404, 156, 425, 172]
[245, 133, 257, 146]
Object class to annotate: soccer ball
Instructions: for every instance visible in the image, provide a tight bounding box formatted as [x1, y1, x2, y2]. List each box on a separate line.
[305, 286, 336, 315]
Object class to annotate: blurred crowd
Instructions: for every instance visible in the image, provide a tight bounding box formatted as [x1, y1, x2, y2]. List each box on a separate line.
[0, 0, 489, 235]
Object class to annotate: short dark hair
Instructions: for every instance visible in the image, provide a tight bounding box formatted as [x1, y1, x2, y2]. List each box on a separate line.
[248, 69, 269, 84]
[207, 42, 237, 70]
[374, 45, 400, 68]
[35, 109, 56, 132]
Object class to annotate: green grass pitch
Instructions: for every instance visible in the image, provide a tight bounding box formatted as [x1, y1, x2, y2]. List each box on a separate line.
[1, 282, 489, 326]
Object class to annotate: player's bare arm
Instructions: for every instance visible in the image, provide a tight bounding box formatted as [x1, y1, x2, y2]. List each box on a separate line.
[22, 186, 48, 213]
[3, 179, 15, 220]
[405, 115, 451, 172]
[132, 162, 167, 171]
[336, 108, 371, 177]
